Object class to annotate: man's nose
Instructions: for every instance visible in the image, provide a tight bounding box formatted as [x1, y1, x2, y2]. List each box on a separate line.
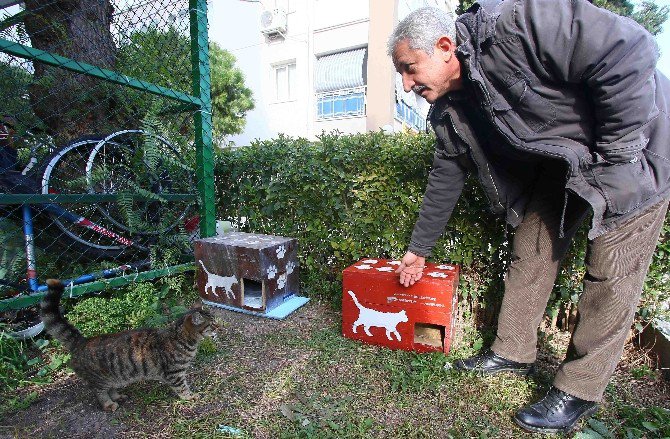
[401, 74, 414, 93]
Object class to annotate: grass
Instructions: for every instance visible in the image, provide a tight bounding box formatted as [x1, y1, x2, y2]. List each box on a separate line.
[1, 301, 669, 438]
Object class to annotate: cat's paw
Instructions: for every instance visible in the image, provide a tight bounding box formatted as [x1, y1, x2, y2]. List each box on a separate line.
[103, 401, 119, 412]
[179, 391, 197, 400]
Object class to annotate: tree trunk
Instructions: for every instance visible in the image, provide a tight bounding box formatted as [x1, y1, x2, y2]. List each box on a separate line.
[23, 0, 127, 144]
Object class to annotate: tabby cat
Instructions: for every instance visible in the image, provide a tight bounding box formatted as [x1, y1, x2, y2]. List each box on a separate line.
[39, 278, 217, 411]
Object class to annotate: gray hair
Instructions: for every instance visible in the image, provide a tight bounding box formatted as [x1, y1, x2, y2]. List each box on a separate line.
[387, 7, 456, 57]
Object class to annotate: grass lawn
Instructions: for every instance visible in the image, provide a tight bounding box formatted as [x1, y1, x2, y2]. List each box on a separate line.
[1, 301, 669, 438]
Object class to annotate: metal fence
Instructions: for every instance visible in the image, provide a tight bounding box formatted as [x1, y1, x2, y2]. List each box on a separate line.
[0, 0, 215, 314]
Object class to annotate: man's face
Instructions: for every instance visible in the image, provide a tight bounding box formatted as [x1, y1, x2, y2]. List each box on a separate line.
[392, 38, 461, 103]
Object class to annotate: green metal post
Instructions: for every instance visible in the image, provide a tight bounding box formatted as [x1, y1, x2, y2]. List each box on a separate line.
[189, 0, 216, 238]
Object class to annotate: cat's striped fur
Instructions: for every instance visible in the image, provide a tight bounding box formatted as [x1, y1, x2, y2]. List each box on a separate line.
[39, 278, 217, 411]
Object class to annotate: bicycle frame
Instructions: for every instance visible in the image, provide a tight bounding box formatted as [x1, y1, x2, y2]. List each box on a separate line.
[20, 204, 146, 293]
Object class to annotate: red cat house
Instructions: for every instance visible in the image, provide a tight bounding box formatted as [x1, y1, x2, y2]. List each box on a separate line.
[194, 232, 308, 319]
[342, 259, 460, 353]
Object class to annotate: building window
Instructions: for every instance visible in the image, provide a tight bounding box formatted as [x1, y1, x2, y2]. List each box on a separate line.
[317, 87, 366, 119]
[274, 62, 296, 102]
[395, 101, 426, 132]
[394, 73, 427, 132]
[314, 48, 367, 120]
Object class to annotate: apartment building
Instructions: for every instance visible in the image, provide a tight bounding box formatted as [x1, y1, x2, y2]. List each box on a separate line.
[249, 0, 458, 141]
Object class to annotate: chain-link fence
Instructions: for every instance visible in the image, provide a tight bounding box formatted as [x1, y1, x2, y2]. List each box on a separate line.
[0, 0, 215, 324]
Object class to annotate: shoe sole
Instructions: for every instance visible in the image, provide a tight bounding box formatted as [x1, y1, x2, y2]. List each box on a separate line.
[454, 365, 534, 376]
[513, 405, 599, 435]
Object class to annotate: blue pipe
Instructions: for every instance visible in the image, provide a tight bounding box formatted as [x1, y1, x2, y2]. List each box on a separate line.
[34, 260, 151, 292]
[21, 205, 39, 292]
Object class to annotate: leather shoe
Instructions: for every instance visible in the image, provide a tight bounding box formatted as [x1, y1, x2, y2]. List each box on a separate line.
[453, 349, 534, 375]
[514, 387, 598, 434]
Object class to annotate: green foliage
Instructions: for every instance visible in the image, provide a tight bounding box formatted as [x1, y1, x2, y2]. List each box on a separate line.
[0, 332, 69, 394]
[593, 0, 670, 35]
[632, 1, 670, 35]
[578, 404, 670, 438]
[458, 0, 669, 36]
[640, 214, 670, 322]
[215, 132, 505, 303]
[278, 394, 374, 438]
[210, 42, 255, 142]
[116, 27, 254, 140]
[66, 281, 162, 336]
[63, 244, 197, 337]
[216, 131, 441, 300]
[385, 352, 451, 393]
[0, 328, 36, 390]
[0, 62, 36, 126]
[215, 132, 670, 322]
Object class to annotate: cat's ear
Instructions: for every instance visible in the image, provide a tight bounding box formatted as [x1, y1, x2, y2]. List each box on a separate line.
[190, 311, 205, 326]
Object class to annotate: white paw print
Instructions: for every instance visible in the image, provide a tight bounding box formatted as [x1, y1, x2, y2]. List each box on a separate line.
[376, 266, 394, 272]
[276, 245, 286, 259]
[362, 259, 378, 264]
[427, 271, 448, 278]
[286, 261, 296, 274]
[277, 274, 287, 289]
[388, 260, 401, 265]
[355, 264, 372, 270]
[436, 265, 455, 270]
[267, 265, 277, 279]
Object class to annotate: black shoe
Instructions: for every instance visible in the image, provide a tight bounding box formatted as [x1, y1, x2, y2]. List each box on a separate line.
[453, 349, 534, 376]
[514, 387, 598, 434]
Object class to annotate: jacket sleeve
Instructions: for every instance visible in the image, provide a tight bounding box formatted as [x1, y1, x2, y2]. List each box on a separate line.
[522, 0, 659, 162]
[407, 142, 468, 257]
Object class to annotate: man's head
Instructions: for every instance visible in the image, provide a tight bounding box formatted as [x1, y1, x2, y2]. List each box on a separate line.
[388, 7, 462, 103]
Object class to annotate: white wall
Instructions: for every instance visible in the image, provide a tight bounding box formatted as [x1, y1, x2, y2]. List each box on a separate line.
[315, 117, 367, 136]
[208, 0, 271, 146]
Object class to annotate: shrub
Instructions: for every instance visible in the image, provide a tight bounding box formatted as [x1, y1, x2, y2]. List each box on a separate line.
[214, 131, 670, 324]
[66, 281, 161, 336]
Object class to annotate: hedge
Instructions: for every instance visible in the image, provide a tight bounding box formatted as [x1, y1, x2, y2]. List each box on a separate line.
[214, 132, 670, 327]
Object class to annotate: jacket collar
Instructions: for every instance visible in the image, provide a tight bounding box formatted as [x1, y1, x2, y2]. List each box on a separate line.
[456, 1, 501, 58]
[428, 1, 500, 123]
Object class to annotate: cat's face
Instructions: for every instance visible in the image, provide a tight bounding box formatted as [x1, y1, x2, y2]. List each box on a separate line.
[184, 304, 219, 338]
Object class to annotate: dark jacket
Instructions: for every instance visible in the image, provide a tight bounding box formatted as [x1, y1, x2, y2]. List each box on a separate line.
[408, 0, 670, 257]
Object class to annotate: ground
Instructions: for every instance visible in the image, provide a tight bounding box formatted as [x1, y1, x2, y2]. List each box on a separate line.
[1, 301, 669, 438]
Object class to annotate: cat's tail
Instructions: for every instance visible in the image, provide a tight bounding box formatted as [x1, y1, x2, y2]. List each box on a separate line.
[39, 279, 85, 350]
[198, 259, 210, 274]
[347, 290, 363, 309]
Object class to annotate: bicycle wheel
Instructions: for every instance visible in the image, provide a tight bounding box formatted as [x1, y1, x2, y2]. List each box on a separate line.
[0, 306, 44, 339]
[40, 136, 142, 259]
[86, 130, 195, 239]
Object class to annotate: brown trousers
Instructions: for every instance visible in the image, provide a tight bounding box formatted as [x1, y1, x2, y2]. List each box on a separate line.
[490, 175, 669, 402]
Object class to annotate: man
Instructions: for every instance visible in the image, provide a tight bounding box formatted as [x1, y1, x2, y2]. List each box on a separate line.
[389, 1, 670, 434]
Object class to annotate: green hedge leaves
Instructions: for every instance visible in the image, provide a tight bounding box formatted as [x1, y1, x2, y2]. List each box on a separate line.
[214, 132, 670, 322]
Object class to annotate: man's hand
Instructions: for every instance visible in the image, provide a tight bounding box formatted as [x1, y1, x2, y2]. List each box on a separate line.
[395, 251, 426, 287]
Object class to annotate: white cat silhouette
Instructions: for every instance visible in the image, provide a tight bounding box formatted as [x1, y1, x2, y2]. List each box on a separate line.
[198, 260, 238, 299]
[348, 290, 408, 341]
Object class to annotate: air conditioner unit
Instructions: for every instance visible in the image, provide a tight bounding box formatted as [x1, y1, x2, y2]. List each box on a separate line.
[260, 8, 287, 35]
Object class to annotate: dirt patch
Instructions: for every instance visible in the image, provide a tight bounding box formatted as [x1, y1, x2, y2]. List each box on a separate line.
[1, 301, 669, 438]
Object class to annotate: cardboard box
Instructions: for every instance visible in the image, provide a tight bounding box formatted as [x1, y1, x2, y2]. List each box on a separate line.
[342, 258, 459, 353]
[194, 232, 299, 313]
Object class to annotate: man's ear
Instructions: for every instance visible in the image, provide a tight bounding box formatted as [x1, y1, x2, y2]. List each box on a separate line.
[436, 36, 457, 61]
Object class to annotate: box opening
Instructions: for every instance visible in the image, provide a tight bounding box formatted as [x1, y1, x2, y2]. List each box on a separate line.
[414, 323, 445, 349]
[241, 278, 265, 310]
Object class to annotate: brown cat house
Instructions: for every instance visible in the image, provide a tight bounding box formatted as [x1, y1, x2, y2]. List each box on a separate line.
[194, 232, 308, 319]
